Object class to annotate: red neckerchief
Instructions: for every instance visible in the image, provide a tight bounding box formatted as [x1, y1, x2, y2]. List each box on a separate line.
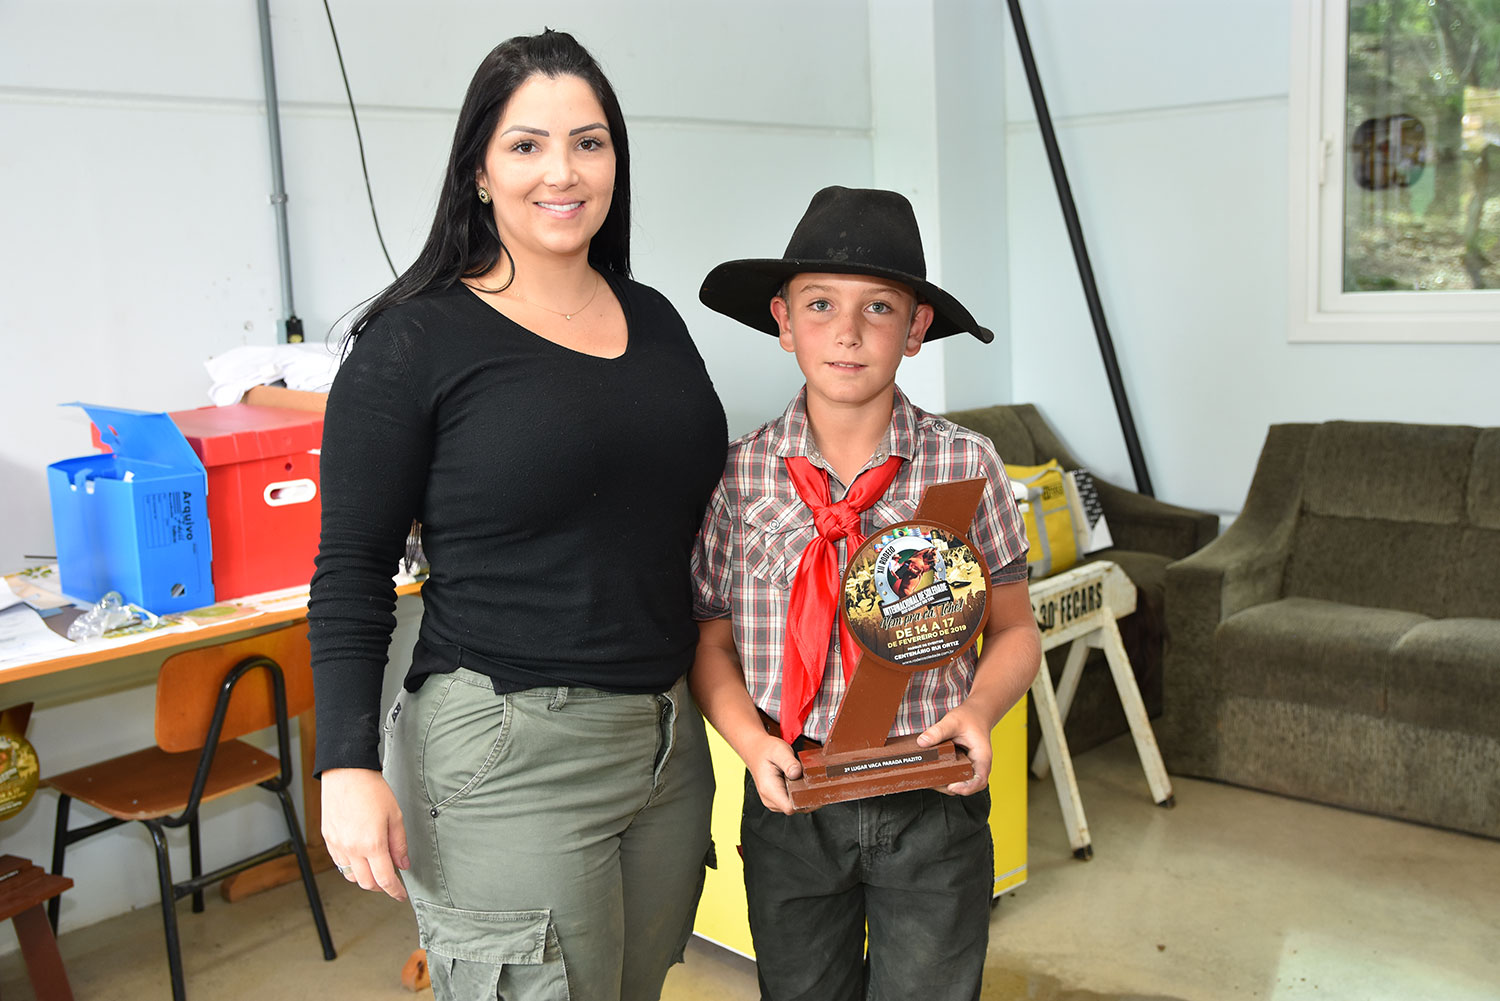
[779, 454, 904, 743]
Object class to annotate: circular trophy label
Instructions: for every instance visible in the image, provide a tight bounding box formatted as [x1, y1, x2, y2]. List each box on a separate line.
[840, 520, 991, 672]
[0, 732, 40, 823]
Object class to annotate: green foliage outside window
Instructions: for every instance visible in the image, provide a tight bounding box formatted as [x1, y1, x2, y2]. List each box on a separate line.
[1344, 0, 1500, 291]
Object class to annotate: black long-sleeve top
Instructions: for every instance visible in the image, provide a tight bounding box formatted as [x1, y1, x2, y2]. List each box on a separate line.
[308, 274, 728, 773]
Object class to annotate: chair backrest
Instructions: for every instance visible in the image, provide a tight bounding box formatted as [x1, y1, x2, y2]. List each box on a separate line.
[154, 624, 315, 753]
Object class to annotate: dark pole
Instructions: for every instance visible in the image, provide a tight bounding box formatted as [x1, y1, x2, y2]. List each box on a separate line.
[1005, 0, 1154, 496]
[256, 0, 304, 343]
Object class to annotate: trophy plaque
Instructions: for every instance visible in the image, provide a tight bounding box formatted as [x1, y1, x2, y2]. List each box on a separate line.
[786, 478, 992, 812]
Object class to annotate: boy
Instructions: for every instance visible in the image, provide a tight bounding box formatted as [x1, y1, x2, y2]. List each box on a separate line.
[690, 186, 1042, 1001]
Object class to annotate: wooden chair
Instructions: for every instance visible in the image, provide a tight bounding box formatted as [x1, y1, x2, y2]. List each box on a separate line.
[43, 625, 335, 1001]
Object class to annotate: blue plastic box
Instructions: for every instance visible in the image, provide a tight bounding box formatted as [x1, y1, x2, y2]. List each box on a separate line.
[47, 404, 214, 613]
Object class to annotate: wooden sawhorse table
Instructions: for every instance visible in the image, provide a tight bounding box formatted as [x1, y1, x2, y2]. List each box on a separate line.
[1026, 560, 1173, 859]
[0, 855, 74, 1000]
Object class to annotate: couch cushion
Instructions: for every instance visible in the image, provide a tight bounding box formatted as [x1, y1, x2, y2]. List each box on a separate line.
[1215, 597, 1428, 716]
[1468, 428, 1500, 529]
[1302, 421, 1478, 524]
[1090, 548, 1170, 698]
[1444, 527, 1500, 617]
[1284, 514, 1462, 619]
[1387, 618, 1500, 738]
[1083, 548, 1168, 679]
[1087, 549, 1169, 605]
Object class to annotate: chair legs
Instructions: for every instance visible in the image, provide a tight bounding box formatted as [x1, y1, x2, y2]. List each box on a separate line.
[143, 821, 189, 1001]
[273, 786, 337, 961]
[46, 795, 71, 934]
[46, 794, 336, 1001]
[48, 796, 128, 935]
[188, 817, 204, 914]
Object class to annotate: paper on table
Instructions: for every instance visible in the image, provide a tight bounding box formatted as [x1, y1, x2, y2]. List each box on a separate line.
[3, 566, 75, 612]
[0, 602, 74, 665]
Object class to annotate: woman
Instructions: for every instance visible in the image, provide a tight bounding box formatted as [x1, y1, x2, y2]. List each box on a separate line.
[308, 30, 728, 1001]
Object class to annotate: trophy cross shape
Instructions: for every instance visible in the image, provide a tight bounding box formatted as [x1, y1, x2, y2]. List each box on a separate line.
[786, 478, 992, 812]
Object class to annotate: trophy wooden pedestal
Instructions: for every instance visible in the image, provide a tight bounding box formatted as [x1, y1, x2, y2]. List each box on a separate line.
[786, 478, 991, 812]
[787, 735, 975, 811]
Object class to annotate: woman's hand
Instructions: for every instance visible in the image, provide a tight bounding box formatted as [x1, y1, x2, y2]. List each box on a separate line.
[321, 768, 410, 900]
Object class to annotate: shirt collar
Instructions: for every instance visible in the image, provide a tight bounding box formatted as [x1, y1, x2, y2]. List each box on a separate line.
[773, 384, 921, 474]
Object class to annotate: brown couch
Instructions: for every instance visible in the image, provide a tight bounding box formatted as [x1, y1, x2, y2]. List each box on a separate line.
[1159, 421, 1500, 838]
[942, 403, 1220, 756]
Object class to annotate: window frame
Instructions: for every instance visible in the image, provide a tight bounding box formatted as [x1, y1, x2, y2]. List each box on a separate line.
[1288, 0, 1500, 343]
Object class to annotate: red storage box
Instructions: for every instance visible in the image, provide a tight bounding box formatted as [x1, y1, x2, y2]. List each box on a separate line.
[165, 404, 324, 600]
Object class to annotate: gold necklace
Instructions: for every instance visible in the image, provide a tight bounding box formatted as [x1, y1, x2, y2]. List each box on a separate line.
[508, 273, 602, 321]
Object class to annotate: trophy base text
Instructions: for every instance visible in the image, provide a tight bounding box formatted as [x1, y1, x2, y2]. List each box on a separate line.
[787, 735, 974, 812]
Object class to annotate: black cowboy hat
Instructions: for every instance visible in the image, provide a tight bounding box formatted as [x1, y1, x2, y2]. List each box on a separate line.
[698, 185, 994, 343]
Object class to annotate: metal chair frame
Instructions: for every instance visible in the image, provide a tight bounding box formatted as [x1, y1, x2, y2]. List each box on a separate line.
[46, 650, 335, 1001]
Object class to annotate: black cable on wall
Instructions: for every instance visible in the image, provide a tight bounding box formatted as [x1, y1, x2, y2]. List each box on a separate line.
[323, 0, 398, 279]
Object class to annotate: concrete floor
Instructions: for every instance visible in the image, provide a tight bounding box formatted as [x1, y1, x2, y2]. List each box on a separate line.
[3, 735, 1496, 1000]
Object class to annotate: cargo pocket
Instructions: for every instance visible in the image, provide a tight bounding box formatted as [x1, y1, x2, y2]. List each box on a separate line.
[412, 899, 570, 1001]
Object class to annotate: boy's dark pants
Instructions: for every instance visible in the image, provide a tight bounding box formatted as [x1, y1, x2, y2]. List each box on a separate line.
[741, 774, 993, 1001]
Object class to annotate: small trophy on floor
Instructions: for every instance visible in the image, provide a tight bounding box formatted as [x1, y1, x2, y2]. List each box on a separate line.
[787, 478, 992, 811]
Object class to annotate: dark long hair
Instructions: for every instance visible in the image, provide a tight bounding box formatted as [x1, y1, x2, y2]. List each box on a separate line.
[347, 29, 631, 340]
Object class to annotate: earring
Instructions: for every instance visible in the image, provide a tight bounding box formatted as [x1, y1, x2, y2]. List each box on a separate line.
[477, 186, 492, 204]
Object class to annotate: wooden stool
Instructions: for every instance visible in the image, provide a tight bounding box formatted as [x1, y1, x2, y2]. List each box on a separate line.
[0, 855, 75, 1001]
[1027, 561, 1174, 860]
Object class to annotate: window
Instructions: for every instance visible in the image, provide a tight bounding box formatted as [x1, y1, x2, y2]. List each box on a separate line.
[1289, 0, 1500, 341]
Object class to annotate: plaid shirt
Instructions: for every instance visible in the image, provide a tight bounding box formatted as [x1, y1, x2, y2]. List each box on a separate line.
[692, 386, 1029, 742]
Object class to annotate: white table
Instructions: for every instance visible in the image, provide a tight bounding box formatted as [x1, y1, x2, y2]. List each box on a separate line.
[1026, 560, 1173, 859]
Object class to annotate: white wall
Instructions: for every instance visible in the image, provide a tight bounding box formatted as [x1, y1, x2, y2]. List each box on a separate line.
[0, 0, 880, 572]
[870, 0, 1014, 412]
[0, 0, 1010, 947]
[1003, 0, 1500, 518]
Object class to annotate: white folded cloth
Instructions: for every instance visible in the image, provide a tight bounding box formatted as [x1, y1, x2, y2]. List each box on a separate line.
[205, 344, 341, 405]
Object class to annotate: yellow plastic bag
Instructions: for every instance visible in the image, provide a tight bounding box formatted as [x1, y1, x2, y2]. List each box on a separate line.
[1005, 459, 1079, 579]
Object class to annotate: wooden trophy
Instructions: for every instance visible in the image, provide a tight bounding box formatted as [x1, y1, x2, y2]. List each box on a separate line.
[786, 478, 992, 811]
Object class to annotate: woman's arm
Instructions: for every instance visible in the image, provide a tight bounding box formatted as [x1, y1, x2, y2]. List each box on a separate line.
[309, 321, 432, 897]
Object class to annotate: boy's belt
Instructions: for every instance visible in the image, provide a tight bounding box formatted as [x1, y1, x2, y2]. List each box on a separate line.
[757, 708, 822, 753]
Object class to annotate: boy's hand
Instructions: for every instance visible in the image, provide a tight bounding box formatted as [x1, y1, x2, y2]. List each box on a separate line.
[746, 732, 805, 815]
[687, 616, 805, 813]
[916, 702, 995, 797]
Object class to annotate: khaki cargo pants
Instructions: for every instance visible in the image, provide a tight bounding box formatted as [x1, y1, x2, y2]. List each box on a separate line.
[384, 669, 714, 1001]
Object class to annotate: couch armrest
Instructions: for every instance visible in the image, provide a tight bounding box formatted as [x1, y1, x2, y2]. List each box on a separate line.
[1093, 478, 1221, 559]
[1170, 422, 1314, 619]
[1158, 423, 1314, 773]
